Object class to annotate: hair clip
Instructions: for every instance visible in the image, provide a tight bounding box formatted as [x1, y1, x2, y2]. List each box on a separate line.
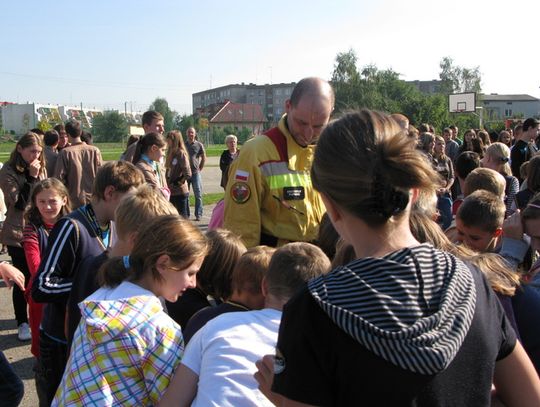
[123, 255, 130, 269]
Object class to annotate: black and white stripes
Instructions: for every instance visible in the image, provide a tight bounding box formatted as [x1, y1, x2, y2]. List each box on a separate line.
[308, 244, 476, 375]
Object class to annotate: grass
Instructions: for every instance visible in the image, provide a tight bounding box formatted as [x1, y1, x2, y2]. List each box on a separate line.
[189, 192, 224, 206]
[0, 142, 227, 162]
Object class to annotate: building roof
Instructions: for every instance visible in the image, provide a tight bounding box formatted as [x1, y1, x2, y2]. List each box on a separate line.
[210, 101, 266, 123]
[481, 94, 539, 102]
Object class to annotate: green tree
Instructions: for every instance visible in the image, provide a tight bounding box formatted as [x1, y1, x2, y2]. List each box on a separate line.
[174, 114, 199, 134]
[91, 111, 128, 142]
[149, 97, 176, 132]
[439, 57, 481, 94]
[37, 117, 52, 133]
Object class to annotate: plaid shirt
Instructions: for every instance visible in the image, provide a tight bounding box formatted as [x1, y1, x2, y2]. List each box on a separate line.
[53, 283, 183, 406]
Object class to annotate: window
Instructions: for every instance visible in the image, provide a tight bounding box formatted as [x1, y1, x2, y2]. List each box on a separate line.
[505, 109, 512, 117]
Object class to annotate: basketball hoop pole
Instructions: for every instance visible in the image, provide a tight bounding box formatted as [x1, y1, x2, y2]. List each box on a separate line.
[473, 106, 483, 129]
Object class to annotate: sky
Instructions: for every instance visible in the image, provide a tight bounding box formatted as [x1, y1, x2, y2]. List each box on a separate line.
[1, 0, 539, 115]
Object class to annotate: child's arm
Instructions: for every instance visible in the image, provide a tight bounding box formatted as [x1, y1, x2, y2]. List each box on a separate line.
[501, 210, 529, 270]
[31, 218, 78, 303]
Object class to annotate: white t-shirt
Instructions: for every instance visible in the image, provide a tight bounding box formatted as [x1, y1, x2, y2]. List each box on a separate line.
[182, 308, 281, 407]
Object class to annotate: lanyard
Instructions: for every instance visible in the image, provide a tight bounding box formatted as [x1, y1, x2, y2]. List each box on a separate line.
[80, 204, 110, 249]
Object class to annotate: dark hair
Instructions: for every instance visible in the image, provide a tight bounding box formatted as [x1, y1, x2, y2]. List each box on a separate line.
[44, 130, 59, 147]
[266, 242, 330, 301]
[455, 151, 480, 179]
[92, 161, 145, 201]
[30, 128, 45, 136]
[527, 156, 540, 193]
[81, 131, 93, 145]
[289, 77, 335, 108]
[53, 123, 65, 134]
[523, 118, 540, 132]
[418, 123, 431, 133]
[7, 132, 45, 174]
[142, 111, 164, 127]
[317, 213, 340, 260]
[65, 120, 82, 138]
[25, 178, 71, 226]
[196, 229, 246, 300]
[99, 215, 208, 288]
[133, 132, 166, 164]
[311, 110, 438, 227]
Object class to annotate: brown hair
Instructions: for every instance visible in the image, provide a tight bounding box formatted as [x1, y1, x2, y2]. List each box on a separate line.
[99, 215, 208, 287]
[526, 156, 540, 193]
[463, 168, 506, 199]
[477, 130, 491, 147]
[457, 190, 505, 233]
[418, 132, 435, 153]
[92, 161, 145, 201]
[142, 111, 164, 127]
[165, 130, 187, 169]
[197, 229, 247, 301]
[114, 185, 177, 239]
[266, 242, 330, 301]
[311, 110, 438, 227]
[522, 192, 540, 222]
[7, 132, 45, 174]
[25, 178, 71, 227]
[65, 120, 82, 138]
[133, 132, 166, 164]
[409, 211, 519, 296]
[231, 246, 275, 297]
[317, 213, 340, 260]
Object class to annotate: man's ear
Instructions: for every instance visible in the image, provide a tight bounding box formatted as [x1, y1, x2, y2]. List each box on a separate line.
[261, 276, 269, 298]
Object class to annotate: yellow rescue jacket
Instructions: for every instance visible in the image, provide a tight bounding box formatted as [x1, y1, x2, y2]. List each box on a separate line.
[223, 115, 325, 247]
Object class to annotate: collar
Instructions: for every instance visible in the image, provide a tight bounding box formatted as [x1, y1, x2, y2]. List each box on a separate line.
[141, 154, 158, 171]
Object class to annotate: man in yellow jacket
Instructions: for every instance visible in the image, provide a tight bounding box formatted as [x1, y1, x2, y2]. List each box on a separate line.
[224, 77, 334, 247]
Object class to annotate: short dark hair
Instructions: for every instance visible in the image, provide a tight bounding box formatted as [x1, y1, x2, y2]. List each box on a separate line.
[65, 120, 82, 138]
[30, 128, 45, 136]
[142, 111, 164, 127]
[44, 130, 59, 147]
[54, 123, 65, 134]
[266, 242, 330, 301]
[92, 161, 145, 201]
[523, 118, 540, 132]
[455, 151, 480, 179]
[81, 130, 93, 144]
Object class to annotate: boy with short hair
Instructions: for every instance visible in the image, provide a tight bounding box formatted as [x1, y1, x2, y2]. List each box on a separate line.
[159, 242, 331, 407]
[183, 245, 276, 343]
[31, 160, 144, 404]
[463, 168, 506, 199]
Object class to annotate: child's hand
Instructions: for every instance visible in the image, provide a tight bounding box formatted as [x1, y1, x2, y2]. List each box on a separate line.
[503, 210, 524, 240]
[28, 159, 41, 178]
[0, 263, 25, 291]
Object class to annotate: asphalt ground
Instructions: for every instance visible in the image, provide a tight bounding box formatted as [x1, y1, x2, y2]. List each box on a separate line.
[0, 156, 223, 406]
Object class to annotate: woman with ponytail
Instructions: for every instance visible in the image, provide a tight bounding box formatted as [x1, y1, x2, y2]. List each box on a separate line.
[255, 110, 540, 406]
[53, 215, 208, 406]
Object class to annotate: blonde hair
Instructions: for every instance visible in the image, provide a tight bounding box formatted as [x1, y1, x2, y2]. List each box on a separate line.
[231, 246, 275, 296]
[114, 185, 177, 239]
[485, 142, 512, 176]
[312, 110, 439, 227]
[463, 168, 506, 199]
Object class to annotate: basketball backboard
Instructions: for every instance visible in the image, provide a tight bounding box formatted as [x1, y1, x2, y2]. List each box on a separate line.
[448, 92, 476, 113]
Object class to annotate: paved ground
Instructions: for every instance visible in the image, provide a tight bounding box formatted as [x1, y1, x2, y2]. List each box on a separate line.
[0, 158, 223, 406]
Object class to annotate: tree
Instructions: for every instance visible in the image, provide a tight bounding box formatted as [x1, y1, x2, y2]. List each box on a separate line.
[439, 57, 481, 94]
[331, 49, 361, 111]
[36, 118, 52, 133]
[149, 97, 176, 132]
[91, 111, 128, 142]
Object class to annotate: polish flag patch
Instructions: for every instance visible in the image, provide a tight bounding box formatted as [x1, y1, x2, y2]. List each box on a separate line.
[235, 170, 249, 182]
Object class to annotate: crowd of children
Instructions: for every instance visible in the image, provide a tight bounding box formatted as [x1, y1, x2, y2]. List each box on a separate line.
[0, 108, 540, 406]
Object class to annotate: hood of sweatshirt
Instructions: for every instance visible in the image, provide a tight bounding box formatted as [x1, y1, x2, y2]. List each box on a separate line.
[308, 244, 476, 375]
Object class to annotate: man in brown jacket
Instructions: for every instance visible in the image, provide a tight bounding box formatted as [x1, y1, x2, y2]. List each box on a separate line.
[54, 120, 102, 208]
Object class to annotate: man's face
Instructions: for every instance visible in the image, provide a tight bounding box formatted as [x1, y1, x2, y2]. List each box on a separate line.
[285, 96, 332, 147]
[442, 131, 451, 142]
[58, 131, 68, 148]
[527, 125, 540, 141]
[455, 218, 499, 252]
[144, 119, 165, 135]
[187, 128, 196, 143]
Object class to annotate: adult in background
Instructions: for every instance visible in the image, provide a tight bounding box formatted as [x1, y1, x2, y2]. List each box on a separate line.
[219, 134, 239, 189]
[165, 130, 192, 217]
[512, 118, 539, 184]
[224, 77, 334, 247]
[186, 127, 206, 221]
[54, 123, 70, 151]
[43, 130, 59, 176]
[122, 111, 165, 163]
[54, 119, 103, 208]
[0, 132, 47, 341]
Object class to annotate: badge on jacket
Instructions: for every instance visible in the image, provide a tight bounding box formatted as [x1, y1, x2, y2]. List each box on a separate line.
[283, 186, 305, 200]
[231, 182, 251, 204]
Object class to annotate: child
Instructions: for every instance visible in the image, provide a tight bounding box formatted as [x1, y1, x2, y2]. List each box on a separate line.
[0, 132, 47, 341]
[159, 242, 330, 407]
[53, 215, 208, 406]
[22, 178, 71, 405]
[166, 228, 246, 328]
[134, 132, 170, 200]
[66, 185, 178, 344]
[31, 161, 145, 404]
[183, 245, 275, 343]
[254, 110, 539, 406]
